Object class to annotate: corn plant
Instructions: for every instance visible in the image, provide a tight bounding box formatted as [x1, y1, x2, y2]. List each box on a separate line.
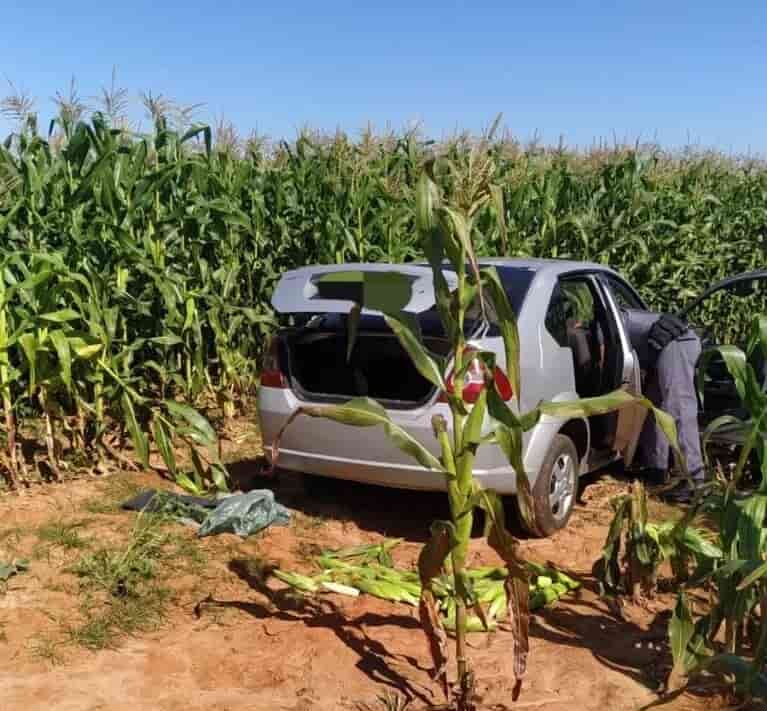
[662, 316, 767, 699]
[598, 480, 721, 601]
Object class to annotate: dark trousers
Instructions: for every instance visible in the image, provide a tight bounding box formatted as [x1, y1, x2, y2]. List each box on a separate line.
[638, 334, 704, 480]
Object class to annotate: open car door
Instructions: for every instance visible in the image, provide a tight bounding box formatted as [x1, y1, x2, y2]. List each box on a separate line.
[679, 270, 767, 441]
[594, 274, 648, 466]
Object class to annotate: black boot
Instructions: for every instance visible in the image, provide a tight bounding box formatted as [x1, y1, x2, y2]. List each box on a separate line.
[637, 467, 667, 486]
[662, 470, 705, 504]
[662, 481, 694, 504]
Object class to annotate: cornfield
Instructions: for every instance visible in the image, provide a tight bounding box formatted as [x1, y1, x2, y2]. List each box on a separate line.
[1, 96, 766, 486]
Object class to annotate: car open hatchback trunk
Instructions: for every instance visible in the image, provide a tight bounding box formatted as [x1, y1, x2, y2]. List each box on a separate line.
[285, 317, 451, 408]
[269, 263, 467, 409]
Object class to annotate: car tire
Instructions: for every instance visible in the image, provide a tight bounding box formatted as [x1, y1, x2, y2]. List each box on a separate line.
[522, 434, 579, 538]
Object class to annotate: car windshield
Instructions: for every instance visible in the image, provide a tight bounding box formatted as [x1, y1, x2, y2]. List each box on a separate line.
[310, 264, 536, 338]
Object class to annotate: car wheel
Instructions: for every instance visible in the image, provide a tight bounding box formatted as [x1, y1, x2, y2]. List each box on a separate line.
[524, 434, 579, 537]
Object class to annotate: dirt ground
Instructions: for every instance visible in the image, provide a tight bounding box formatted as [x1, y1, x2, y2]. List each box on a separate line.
[0, 431, 727, 711]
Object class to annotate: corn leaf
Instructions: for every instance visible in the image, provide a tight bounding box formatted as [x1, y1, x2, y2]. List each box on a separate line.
[481, 266, 521, 398]
[668, 593, 696, 688]
[479, 488, 529, 699]
[384, 312, 445, 389]
[152, 416, 176, 475]
[164, 401, 216, 448]
[49, 329, 71, 390]
[122, 393, 148, 467]
[420, 591, 449, 699]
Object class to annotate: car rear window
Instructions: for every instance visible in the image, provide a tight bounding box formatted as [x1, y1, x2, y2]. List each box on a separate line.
[492, 265, 536, 315]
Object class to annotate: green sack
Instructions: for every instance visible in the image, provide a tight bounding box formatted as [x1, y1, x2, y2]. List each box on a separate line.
[197, 490, 290, 538]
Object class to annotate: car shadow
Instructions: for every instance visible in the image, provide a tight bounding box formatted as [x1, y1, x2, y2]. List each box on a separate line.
[228, 463, 530, 543]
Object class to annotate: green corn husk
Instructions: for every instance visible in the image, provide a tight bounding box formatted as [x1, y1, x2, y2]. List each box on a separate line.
[273, 569, 321, 593]
[487, 591, 507, 621]
[525, 561, 549, 577]
[443, 613, 497, 633]
[274, 542, 579, 625]
[316, 556, 360, 572]
[443, 597, 457, 628]
[431, 576, 452, 598]
[323, 538, 403, 566]
[465, 566, 506, 580]
[529, 587, 559, 609]
[367, 564, 422, 591]
[351, 577, 419, 606]
[541, 586, 559, 605]
[527, 561, 581, 591]
[529, 590, 546, 609]
[553, 571, 580, 591]
[321, 581, 360, 597]
[476, 580, 505, 604]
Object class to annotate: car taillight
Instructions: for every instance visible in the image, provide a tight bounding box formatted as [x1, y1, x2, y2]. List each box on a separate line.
[261, 336, 287, 389]
[441, 347, 513, 404]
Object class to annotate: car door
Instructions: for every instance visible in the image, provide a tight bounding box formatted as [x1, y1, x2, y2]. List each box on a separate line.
[550, 270, 645, 464]
[596, 273, 648, 465]
[678, 270, 767, 430]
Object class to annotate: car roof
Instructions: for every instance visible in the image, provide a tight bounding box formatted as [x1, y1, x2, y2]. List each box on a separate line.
[477, 257, 620, 277]
[418, 256, 620, 276]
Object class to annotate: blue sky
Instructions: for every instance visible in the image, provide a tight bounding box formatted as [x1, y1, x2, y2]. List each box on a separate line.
[2, 1, 766, 153]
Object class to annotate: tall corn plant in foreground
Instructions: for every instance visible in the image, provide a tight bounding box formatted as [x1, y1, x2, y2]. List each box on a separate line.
[272, 153, 684, 707]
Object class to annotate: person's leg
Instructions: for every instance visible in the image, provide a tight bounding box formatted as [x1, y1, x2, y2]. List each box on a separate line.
[637, 369, 670, 474]
[655, 336, 704, 500]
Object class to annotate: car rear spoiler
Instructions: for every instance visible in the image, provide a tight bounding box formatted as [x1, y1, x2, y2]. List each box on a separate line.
[271, 264, 458, 316]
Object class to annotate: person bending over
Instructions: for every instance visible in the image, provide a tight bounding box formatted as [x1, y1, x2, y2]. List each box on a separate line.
[621, 309, 704, 503]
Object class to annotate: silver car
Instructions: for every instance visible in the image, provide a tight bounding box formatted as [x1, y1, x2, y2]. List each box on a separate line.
[258, 258, 658, 536]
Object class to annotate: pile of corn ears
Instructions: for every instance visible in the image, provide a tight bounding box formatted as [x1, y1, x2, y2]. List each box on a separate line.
[273, 538, 579, 633]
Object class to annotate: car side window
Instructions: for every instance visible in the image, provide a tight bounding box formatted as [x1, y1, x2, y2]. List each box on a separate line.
[546, 280, 598, 346]
[546, 276, 619, 397]
[545, 284, 569, 347]
[604, 276, 644, 311]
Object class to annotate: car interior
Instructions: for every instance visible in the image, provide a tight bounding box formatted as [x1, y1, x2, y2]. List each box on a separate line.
[547, 276, 624, 449]
[683, 277, 767, 426]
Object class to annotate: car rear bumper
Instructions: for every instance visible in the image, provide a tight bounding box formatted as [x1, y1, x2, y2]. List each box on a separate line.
[259, 386, 523, 494]
[269, 447, 520, 493]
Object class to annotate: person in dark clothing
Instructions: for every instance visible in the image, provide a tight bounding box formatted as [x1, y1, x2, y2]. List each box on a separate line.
[621, 308, 704, 502]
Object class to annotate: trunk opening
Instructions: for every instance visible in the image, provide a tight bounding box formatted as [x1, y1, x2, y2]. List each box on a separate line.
[285, 325, 451, 409]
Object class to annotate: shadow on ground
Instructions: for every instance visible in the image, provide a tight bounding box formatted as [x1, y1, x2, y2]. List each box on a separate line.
[225, 455, 647, 544]
[194, 557, 436, 705]
[227, 463, 541, 543]
[207, 459, 692, 701]
[195, 555, 674, 705]
[532, 581, 672, 691]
